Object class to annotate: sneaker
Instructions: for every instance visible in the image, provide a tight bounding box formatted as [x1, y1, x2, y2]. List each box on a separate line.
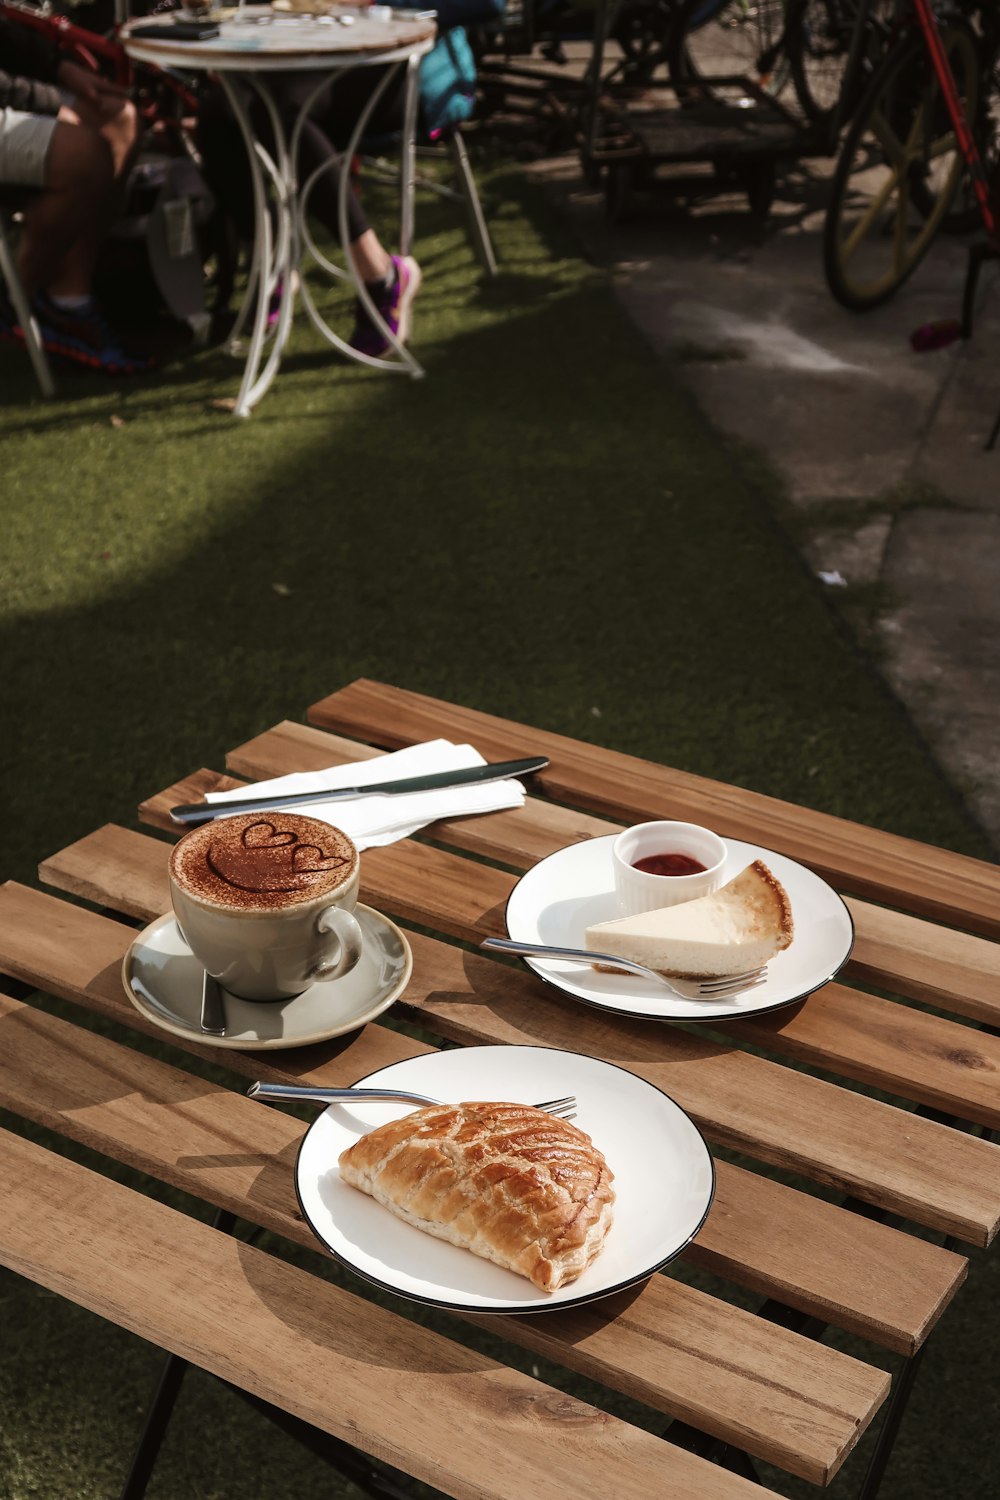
[31, 293, 154, 375]
[348, 255, 421, 359]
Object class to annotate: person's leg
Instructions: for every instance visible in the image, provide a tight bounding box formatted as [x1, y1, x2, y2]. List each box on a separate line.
[16, 107, 151, 372]
[15, 114, 114, 298]
[264, 74, 418, 355]
[39, 97, 140, 301]
[271, 76, 407, 295]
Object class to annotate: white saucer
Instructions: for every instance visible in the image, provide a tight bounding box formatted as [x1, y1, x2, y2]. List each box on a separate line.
[505, 836, 854, 1023]
[295, 1045, 715, 1314]
[122, 905, 412, 1050]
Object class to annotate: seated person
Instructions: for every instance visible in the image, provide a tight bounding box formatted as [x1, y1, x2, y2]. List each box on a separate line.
[0, 14, 151, 374]
[197, 0, 502, 359]
[196, 77, 419, 362]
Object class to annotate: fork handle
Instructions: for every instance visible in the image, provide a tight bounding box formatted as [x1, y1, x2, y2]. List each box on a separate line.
[247, 1082, 442, 1107]
[481, 936, 652, 978]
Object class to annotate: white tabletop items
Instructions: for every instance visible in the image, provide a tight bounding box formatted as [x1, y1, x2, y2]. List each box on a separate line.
[123, 7, 436, 414]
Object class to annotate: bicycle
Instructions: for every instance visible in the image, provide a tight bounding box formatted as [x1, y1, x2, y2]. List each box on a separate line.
[822, 0, 999, 311]
[660, 0, 899, 118]
[666, 0, 792, 101]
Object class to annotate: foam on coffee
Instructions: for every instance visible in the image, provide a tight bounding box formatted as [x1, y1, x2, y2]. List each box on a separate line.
[170, 812, 358, 912]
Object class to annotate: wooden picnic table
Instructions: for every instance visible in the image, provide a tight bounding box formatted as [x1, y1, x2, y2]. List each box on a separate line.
[2, 677, 999, 1500]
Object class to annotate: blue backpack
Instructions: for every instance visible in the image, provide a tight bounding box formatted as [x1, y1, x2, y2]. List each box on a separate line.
[394, 0, 505, 138]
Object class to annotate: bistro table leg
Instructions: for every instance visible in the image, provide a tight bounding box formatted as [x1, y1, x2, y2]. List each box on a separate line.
[218, 74, 291, 417]
[856, 1343, 930, 1500]
[117, 1208, 239, 1499]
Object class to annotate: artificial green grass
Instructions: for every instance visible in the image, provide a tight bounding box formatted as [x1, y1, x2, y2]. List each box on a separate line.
[1, 159, 997, 1500]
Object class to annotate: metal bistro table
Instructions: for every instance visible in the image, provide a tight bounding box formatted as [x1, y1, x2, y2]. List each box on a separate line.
[123, 8, 436, 415]
[2, 678, 1000, 1499]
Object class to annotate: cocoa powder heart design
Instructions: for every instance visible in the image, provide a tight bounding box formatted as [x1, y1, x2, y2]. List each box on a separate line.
[242, 821, 296, 849]
[207, 818, 353, 895]
[292, 843, 349, 875]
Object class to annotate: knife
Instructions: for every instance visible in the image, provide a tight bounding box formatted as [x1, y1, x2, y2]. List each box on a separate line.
[169, 756, 549, 826]
[199, 969, 227, 1036]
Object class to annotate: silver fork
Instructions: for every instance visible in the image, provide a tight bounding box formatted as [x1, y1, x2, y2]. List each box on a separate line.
[481, 937, 767, 1000]
[247, 1081, 577, 1119]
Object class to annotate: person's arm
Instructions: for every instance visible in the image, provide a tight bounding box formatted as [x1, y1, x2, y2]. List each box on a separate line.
[56, 59, 130, 119]
[0, 64, 61, 114]
[0, 16, 63, 113]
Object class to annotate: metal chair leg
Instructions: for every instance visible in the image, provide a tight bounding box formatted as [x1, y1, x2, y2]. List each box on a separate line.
[446, 130, 498, 277]
[399, 54, 421, 260]
[0, 212, 55, 397]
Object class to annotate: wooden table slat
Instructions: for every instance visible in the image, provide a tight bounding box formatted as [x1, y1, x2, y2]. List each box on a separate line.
[33, 828, 1000, 1244]
[0, 992, 889, 1484]
[0, 883, 966, 1356]
[0, 1128, 782, 1500]
[48, 807, 1000, 1135]
[307, 680, 1000, 938]
[224, 723, 1000, 1030]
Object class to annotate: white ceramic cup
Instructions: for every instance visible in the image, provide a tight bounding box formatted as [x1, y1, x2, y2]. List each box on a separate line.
[611, 821, 727, 917]
[169, 813, 365, 1002]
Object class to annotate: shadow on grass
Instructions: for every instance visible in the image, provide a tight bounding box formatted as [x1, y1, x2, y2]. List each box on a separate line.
[3, 167, 993, 897]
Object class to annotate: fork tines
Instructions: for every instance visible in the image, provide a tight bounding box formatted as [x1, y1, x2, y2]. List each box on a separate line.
[696, 966, 768, 994]
[534, 1095, 577, 1121]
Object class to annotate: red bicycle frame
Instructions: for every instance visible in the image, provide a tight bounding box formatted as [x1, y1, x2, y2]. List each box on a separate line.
[912, 0, 999, 247]
[0, 1, 200, 113]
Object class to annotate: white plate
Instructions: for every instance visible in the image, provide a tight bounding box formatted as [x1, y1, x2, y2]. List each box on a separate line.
[122, 905, 411, 1050]
[505, 836, 854, 1022]
[295, 1045, 715, 1313]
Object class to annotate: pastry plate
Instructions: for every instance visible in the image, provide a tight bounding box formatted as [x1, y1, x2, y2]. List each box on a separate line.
[505, 836, 854, 1022]
[122, 905, 411, 1050]
[295, 1044, 715, 1314]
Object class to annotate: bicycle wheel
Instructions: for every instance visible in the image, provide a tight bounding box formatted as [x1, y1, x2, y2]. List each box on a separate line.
[786, 0, 892, 125]
[667, 0, 791, 103]
[823, 26, 980, 311]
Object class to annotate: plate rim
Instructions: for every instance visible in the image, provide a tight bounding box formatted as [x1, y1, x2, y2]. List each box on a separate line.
[293, 1043, 717, 1315]
[504, 835, 856, 1023]
[121, 905, 413, 1051]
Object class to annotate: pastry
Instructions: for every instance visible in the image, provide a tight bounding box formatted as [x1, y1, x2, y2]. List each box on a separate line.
[339, 1100, 615, 1291]
[586, 859, 793, 979]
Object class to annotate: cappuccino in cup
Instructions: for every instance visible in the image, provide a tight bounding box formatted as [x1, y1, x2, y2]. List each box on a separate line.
[169, 812, 364, 1002]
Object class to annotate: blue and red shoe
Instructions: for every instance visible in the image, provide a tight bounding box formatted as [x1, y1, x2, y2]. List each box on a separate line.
[31, 293, 155, 376]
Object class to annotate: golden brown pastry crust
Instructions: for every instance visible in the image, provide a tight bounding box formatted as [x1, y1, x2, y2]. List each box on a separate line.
[338, 1101, 615, 1292]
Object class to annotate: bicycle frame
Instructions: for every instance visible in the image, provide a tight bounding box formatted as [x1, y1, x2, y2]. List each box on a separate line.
[910, 0, 997, 243]
[0, 0, 200, 113]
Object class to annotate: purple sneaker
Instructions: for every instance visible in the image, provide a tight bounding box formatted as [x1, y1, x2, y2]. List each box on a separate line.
[348, 255, 421, 359]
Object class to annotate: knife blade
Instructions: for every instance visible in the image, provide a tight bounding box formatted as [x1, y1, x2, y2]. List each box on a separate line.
[169, 756, 549, 826]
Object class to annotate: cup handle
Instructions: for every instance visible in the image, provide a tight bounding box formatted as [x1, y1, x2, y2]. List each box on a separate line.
[307, 905, 364, 983]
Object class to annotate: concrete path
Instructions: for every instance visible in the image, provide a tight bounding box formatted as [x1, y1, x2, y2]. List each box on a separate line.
[530, 148, 1000, 848]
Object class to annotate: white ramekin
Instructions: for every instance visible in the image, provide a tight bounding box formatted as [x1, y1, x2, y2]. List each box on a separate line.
[611, 820, 727, 916]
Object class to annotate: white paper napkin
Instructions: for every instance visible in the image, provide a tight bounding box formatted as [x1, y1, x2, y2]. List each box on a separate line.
[205, 739, 527, 850]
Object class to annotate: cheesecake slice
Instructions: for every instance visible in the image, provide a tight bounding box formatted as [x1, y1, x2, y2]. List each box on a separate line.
[585, 860, 793, 979]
